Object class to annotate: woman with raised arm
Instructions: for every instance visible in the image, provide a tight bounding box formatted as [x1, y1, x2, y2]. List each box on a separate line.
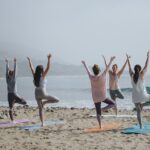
[81, 56, 116, 128]
[27, 54, 59, 126]
[126, 51, 150, 128]
[107, 57, 128, 115]
[6, 58, 27, 122]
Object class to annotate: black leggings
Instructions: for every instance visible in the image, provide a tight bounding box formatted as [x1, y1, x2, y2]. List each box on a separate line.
[8, 93, 27, 109]
[94, 98, 115, 116]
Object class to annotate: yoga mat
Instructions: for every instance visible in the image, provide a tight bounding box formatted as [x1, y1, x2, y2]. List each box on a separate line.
[122, 122, 150, 134]
[84, 122, 121, 133]
[90, 114, 136, 118]
[19, 120, 64, 131]
[0, 119, 30, 128]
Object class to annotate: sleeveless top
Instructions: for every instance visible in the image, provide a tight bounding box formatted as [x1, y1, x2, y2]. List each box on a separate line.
[35, 77, 47, 93]
[89, 73, 106, 103]
[131, 75, 150, 103]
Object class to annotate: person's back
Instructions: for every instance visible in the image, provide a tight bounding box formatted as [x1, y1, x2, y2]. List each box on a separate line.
[6, 60, 17, 93]
[131, 74, 149, 103]
[81, 56, 116, 128]
[27, 54, 59, 127]
[126, 52, 150, 128]
[6, 75, 16, 93]
[5, 58, 27, 121]
[35, 76, 47, 90]
[89, 73, 106, 103]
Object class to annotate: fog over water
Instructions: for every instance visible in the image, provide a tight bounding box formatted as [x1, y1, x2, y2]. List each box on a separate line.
[0, 0, 150, 69]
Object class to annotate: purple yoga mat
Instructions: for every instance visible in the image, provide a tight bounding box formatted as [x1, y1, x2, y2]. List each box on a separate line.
[0, 119, 30, 128]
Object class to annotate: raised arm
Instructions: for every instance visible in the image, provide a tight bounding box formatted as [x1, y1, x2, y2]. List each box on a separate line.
[103, 56, 115, 74]
[102, 55, 107, 68]
[5, 59, 9, 78]
[117, 58, 128, 78]
[102, 55, 113, 75]
[27, 57, 35, 76]
[43, 53, 51, 78]
[81, 60, 92, 77]
[13, 58, 17, 78]
[126, 54, 133, 76]
[141, 51, 149, 76]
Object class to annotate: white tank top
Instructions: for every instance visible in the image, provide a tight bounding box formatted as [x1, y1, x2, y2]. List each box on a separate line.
[131, 75, 150, 103]
[36, 77, 47, 93]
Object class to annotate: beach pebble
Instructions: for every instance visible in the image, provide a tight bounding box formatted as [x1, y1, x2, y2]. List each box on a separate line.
[71, 107, 75, 110]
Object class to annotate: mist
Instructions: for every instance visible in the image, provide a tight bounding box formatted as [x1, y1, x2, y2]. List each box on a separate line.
[0, 0, 150, 68]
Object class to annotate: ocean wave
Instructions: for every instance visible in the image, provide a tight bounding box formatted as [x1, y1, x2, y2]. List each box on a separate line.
[48, 87, 150, 94]
[112, 87, 150, 93]
[120, 88, 132, 92]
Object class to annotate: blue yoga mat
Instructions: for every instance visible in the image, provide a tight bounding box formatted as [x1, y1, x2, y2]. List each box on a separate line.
[122, 122, 150, 134]
[18, 120, 64, 131]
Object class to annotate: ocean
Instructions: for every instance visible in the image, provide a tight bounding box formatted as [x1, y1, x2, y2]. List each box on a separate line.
[1, 74, 150, 110]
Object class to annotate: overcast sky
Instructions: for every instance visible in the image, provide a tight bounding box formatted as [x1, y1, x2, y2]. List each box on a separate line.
[0, 0, 150, 68]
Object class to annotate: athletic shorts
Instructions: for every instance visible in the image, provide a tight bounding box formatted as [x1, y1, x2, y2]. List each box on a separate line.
[109, 89, 124, 100]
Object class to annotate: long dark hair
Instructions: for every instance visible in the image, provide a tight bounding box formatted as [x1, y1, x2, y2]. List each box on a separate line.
[133, 65, 142, 84]
[34, 65, 44, 87]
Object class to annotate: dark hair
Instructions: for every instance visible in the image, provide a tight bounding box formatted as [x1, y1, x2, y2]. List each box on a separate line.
[8, 70, 14, 77]
[133, 65, 142, 84]
[34, 65, 44, 87]
[112, 64, 118, 69]
[92, 64, 100, 75]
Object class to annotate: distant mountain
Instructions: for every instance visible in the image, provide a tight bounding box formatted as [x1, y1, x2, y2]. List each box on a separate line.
[0, 44, 86, 76]
[0, 46, 129, 77]
[0, 60, 86, 77]
[0, 59, 130, 77]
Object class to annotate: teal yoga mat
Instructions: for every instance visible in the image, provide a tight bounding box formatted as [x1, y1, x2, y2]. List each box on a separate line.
[90, 114, 136, 118]
[18, 120, 64, 131]
[122, 122, 150, 134]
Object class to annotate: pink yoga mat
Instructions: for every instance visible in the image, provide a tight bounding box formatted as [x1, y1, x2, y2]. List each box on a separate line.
[0, 119, 30, 128]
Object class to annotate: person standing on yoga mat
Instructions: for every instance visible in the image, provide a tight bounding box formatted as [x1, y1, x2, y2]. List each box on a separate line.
[126, 51, 150, 128]
[27, 53, 59, 126]
[81, 56, 116, 128]
[6, 58, 27, 121]
[103, 56, 128, 115]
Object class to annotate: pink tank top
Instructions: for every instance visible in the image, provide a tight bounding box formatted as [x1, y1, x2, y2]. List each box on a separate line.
[89, 73, 106, 103]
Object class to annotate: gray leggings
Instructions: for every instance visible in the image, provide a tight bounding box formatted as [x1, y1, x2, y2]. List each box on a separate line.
[35, 88, 59, 109]
[135, 100, 150, 128]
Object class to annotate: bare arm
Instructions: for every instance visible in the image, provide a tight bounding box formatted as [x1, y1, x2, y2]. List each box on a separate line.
[5, 59, 9, 81]
[103, 56, 115, 74]
[27, 57, 35, 76]
[13, 58, 17, 78]
[141, 51, 149, 77]
[102, 55, 107, 68]
[81, 60, 92, 77]
[126, 54, 133, 76]
[118, 58, 128, 78]
[43, 53, 51, 78]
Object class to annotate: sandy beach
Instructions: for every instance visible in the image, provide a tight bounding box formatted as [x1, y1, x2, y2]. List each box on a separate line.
[0, 106, 150, 150]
